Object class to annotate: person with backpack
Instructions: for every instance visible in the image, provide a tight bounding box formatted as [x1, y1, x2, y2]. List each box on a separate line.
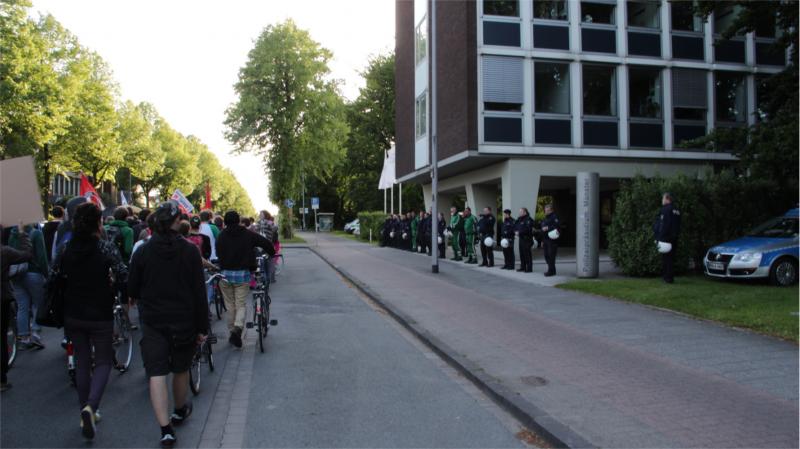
[52, 196, 88, 261]
[104, 207, 134, 262]
[1, 226, 32, 392]
[9, 224, 50, 350]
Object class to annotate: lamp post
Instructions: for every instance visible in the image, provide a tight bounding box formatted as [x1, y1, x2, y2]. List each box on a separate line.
[430, 0, 439, 274]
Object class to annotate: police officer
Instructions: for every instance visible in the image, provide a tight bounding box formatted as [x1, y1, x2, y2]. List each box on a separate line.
[654, 192, 681, 283]
[515, 208, 534, 272]
[462, 207, 478, 264]
[437, 212, 447, 258]
[380, 215, 391, 247]
[477, 207, 496, 267]
[500, 209, 515, 270]
[541, 203, 560, 277]
[410, 211, 419, 252]
[448, 207, 463, 261]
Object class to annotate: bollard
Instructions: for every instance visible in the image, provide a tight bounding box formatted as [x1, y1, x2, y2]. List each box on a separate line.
[576, 172, 599, 278]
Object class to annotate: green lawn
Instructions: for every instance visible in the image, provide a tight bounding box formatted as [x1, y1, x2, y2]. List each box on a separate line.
[332, 230, 379, 245]
[557, 276, 799, 342]
[281, 235, 306, 244]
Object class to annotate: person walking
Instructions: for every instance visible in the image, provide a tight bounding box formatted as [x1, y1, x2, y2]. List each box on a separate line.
[128, 201, 209, 447]
[654, 192, 681, 283]
[199, 211, 218, 261]
[541, 204, 561, 277]
[8, 224, 49, 349]
[515, 208, 535, 273]
[1, 226, 32, 392]
[448, 207, 463, 261]
[477, 207, 496, 267]
[500, 209, 516, 270]
[42, 206, 64, 263]
[52, 203, 128, 440]
[215, 211, 275, 348]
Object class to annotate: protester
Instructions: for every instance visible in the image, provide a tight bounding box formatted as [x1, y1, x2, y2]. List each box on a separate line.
[1, 226, 32, 392]
[105, 206, 135, 262]
[198, 211, 218, 261]
[128, 201, 209, 447]
[133, 209, 151, 243]
[9, 224, 49, 349]
[52, 196, 88, 260]
[43, 206, 64, 262]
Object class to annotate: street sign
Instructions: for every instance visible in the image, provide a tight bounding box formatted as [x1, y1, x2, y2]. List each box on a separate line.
[285, 199, 294, 208]
[311, 197, 319, 210]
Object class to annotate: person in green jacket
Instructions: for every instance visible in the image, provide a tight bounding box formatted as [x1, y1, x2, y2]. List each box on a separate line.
[462, 207, 478, 264]
[9, 224, 49, 349]
[449, 207, 464, 261]
[104, 207, 135, 262]
[410, 211, 419, 252]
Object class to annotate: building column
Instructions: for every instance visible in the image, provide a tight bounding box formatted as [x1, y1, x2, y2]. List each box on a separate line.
[465, 184, 498, 215]
[501, 161, 540, 218]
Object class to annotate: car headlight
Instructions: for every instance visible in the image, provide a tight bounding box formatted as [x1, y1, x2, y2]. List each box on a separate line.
[733, 252, 763, 264]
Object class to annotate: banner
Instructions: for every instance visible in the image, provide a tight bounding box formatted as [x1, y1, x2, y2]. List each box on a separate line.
[79, 173, 105, 211]
[204, 181, 212, 210]
[171, 189, 194, 214]
[0, 156, 45, 227]
[378, 145, 396, 190]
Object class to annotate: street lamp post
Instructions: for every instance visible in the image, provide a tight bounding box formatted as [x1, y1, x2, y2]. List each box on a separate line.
[430, 0, 439, 274]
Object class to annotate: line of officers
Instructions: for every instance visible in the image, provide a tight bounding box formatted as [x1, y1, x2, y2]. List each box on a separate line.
[380, 204, 562, 276]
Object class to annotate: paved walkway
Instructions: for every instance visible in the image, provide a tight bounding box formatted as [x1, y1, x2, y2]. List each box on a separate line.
[303, 232, 799, 448]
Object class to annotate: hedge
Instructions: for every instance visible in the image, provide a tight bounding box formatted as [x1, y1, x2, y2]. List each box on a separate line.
[608, 171, 793, 277]
[357, 211, 386, 242]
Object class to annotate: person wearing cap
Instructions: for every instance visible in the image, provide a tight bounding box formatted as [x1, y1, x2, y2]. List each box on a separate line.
[515, 208, 535, 273]
[500, 209, 515, 270]
[477, 207, 496, 267]
[540, 204, 561, 277]
[215, 211, 275, 348]
[128, 201, 209, 447]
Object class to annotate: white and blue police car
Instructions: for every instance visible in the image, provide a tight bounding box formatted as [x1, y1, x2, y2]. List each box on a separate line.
[704, 209, 799, 286]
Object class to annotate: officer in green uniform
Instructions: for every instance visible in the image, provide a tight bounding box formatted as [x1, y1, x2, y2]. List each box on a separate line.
[448, 206, 463, 261]
[410, 211, 419, 252]
[462, 207, 478, 264]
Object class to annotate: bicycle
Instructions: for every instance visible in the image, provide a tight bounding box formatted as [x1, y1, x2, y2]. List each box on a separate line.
[272, 254, 284, 277]
[246, 256, 277, 353]
[112, 293, 134, 372]
[206, 273, 227, 320]
[7, 301, 17, 368]
[189, 333, 216, 395]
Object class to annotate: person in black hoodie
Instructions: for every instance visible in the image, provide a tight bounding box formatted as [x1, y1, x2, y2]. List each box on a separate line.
[215, 211, 275, 348]
[128, 201, 209, 448]
[51, 203, 128, 440]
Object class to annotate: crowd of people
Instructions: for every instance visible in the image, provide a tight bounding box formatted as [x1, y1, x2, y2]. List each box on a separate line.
[380, 204, 562, 276]
[1, 198, 279, 447]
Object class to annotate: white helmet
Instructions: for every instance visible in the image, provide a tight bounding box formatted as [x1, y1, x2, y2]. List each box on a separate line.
[500, 238, 510, 248]
[437, 236, 443, 244]
[389, 231, 395, 238]
[484, 237, 494, 247]
[548, 229, 560, 240]
[657, 241, 672, 254]
[402, 232, 408, 240]
[532, 239, 539, 249]
[444, 230, 452, 238]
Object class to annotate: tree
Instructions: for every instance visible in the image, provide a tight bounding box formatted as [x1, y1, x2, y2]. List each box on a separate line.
[115, 101, 164, 197]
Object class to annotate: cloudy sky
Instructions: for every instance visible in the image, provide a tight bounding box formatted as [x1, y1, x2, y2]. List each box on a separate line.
[32, 0, 396, 212]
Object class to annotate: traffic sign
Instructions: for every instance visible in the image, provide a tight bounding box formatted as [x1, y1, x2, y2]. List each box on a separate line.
[311, 197, 319, 210]
[285, 199, 294, 208]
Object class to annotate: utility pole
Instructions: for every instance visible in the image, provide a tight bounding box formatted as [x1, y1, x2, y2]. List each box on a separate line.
[301, 171, 306, 231]
[430, 0, 439, 274]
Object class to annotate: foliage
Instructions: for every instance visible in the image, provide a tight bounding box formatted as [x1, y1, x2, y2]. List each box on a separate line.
[558, 276, 799, 342]
[356, 211, 386, 242]
[608, 173, 793, 277]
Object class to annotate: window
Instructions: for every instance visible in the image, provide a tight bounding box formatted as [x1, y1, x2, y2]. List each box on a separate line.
[482, 56, 524, 111]
[671, 1, 702, 32]
[672, 68, 707, 120]
[535, 62, 570, 114]
[754, 14, 777, 39]
[415, 93, 427, 139]
[628, 1, 659, 28]
[415, 17, 427, 66]
[581, 2, 615, 25]
[484, 0, 518, 17]
[583, 65, 617, 116]
[713, 4, 741, 35]
[629, 68, 662, 118]
[715, 72, 747, 123]
[534, 0, 567, 20]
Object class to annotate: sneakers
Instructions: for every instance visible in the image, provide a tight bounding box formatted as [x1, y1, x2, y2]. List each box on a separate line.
[30, 334, 45, 349]
[79, 409, 101, 426]
[170, 402, 193, 425]
[228, 327, 243, 348]
[160, 427, 176, 448]
[80, 405, 96, 440]
[17, 337, 35, 351]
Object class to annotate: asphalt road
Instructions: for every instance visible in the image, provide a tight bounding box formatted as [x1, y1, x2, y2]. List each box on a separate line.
[1, 247, 530, 448]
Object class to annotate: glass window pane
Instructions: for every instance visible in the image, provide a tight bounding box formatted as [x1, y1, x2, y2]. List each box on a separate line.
[754, 14, 776, 38]
[715, 72, 747, 123]
[581, 2, 615, 25]
[714, 4, 741, 35]
[534, 0, 568, 20]
[628, 1, 659, 28]
[629, 67, 662, 118]
[415, 93, 427, 138]
[671, 1, 702, 32]
[484, 0, 519, 17]
[415, 17, 427, 65]
[583, 65, 617, 116]
[535, 62, 570, 114]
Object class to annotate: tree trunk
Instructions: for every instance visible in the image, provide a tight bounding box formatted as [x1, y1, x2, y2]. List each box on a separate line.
[40, 143, 51, 215]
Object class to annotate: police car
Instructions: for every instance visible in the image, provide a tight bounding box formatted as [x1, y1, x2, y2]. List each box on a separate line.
[704, 209, 799, 286]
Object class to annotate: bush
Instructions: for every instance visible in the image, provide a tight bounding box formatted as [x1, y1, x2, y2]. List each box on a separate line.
[608, 172, 792, 277]
[357, 211, 386, 242]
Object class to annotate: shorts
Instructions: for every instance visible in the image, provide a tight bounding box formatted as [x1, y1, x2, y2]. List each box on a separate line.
[140, 324, 196, 377]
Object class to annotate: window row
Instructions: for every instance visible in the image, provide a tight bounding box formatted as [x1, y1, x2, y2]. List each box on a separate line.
[415, 93, 428, 139]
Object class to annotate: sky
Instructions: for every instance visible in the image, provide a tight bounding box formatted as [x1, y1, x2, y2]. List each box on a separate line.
[31, 0, 396, 213]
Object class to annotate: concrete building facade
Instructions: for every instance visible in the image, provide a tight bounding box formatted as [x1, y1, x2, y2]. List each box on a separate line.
[395, 0, 786, 246]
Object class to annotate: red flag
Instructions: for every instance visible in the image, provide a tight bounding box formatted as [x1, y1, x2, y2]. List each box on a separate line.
[204, 181, 212, 210]
[79, 173, 105, 211]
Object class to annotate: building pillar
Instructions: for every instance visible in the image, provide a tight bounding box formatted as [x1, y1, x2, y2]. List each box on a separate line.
[465, 184, 498, 215]
[502, 161, 540, 267]
[576, 172, 600, 278]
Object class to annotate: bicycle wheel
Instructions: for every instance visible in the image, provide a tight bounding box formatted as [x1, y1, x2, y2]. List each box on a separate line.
[205, 341, 214, 372]
[261, 295, 270, 338]
[214, 291, 223, 320]
[7, 302, 17, 368]
[255, 294, 265, 353]
[112, 312, 133, 372]
[189, 351, 201, 395]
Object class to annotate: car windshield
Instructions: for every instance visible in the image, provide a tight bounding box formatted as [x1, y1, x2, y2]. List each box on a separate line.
[747, 216, 799, 238]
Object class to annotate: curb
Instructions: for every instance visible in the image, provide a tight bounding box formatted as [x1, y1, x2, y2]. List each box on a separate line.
[309, 246, 596, 449]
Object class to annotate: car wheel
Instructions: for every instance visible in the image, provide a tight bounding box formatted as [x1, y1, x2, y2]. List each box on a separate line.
[769, 257, 798, 287]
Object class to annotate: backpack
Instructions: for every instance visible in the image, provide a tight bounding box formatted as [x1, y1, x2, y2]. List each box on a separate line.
[105, 225, 126, 258]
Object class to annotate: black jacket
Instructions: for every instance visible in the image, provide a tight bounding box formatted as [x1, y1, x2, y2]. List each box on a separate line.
[1, 232, 31, 304]
[216, 225, 275, 271]
[477, 214, 496, 237]
[515, 215, 535, 239]
[654, 203, 681, 243]
[501, 217, 516, 239]
[542, 212, 561, 241]
[128, 232, 208, 334]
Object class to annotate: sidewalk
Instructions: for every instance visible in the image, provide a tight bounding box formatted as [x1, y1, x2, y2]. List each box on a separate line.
[302, 232, 799, 448]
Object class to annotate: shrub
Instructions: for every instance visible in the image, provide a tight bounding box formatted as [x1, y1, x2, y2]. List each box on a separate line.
[357, 211, 386, 242]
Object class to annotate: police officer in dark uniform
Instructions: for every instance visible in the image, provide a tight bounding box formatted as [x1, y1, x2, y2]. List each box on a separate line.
[437, 212, 447, 258]
[380, 215, 391, 247]
[541, 203, 561, 277]
[515, 208, 535, 272]
[477, 207, 496, 267]
[500, 209, 515, 270]
[654, 192, 681, 283]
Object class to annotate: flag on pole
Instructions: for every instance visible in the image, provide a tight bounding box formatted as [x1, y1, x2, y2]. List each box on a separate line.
[378, 145, 396, 190]
[119, 190, 128, 206]
[79, 173, 105, 210]
[204, 181, 212, 210]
